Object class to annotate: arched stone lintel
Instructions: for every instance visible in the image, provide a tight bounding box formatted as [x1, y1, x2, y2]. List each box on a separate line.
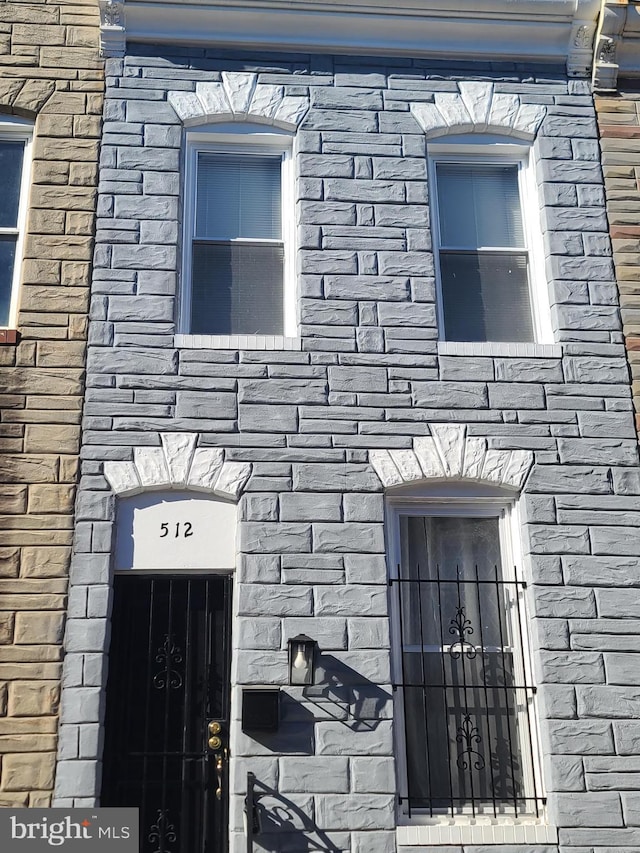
[168, 73, 309, 129]
[369, 424, 534, 492]
[103, 433, 251, 502]
[0, 80, 55, 119]
[411, 83, 546, 141]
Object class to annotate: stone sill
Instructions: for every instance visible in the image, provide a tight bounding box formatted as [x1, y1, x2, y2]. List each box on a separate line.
[0, 329, 19, 345]
[175, 334, 302, 351]
[397, 822, 558, 846]
[437, 341, 562, 358]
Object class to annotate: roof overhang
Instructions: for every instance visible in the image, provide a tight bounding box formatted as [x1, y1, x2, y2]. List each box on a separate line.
[99, 0, 601, 77]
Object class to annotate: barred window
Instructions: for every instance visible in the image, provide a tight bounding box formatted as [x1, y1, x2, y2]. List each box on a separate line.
[391, 508, 543, 819]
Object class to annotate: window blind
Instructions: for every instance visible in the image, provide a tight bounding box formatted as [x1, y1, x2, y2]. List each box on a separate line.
[436, 164, 524, 249]
[0, 140, 24, 229]
[191, 241, 284, 335]
[0, 236, 17, 326]
[440, 252, 533, 342]
[191, 151, 284, 335]
[195, 153, 281, 240]
[435, 162, 534, 342]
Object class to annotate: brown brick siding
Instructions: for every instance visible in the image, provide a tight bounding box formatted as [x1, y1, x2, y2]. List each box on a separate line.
[0, 0, 103, 806]
[596, 89, 640, 436]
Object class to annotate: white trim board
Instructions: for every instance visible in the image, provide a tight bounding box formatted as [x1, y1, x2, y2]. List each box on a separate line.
[104, 0, 600, 74]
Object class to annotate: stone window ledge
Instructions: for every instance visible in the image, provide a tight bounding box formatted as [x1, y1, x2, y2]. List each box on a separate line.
[437, 340, 562, 358]
[0, 329, 19, 345]
[175, 334, 302, 351]
[397, 822, 558, 846]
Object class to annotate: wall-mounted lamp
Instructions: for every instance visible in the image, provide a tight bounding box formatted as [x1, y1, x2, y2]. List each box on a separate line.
[288, 634, 318, 686]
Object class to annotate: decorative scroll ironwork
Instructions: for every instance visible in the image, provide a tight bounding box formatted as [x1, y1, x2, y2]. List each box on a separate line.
[456, 714, 485, 771]
[391, 559, 542, 819]
[448, 605, 476, 660]
[152, 634, 183, 690]
[148, 810, 176, 853]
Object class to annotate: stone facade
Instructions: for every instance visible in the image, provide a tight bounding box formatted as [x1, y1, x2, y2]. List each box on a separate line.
[53, 40, 640, 853]
[595, 84, 640, 439]
[0, 0, 102, 807]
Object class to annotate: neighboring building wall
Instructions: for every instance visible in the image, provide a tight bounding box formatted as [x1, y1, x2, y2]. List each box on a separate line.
[0, 1, 102, 806]
[596, 84, 640, 438]
[55, 45, 640, 852]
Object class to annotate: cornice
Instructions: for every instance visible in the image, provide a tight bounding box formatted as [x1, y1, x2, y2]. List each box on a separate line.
[592, 1, 640, 91]
[100, 0, 601, 76]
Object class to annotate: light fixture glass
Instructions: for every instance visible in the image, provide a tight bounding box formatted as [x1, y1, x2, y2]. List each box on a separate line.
[287, 634, 317, 686]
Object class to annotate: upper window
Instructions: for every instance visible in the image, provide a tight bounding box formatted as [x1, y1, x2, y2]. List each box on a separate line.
[430, 143, 547, 344]
[181, 126, 294, 338]
[389, 499, 543, 822]
[0, 117, 32, 328]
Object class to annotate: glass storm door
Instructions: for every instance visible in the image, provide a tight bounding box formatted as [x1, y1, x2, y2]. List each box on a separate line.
[101, 575, 232, 853]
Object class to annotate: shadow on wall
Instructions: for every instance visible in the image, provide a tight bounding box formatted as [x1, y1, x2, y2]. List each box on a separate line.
[248, 654, 392, 853]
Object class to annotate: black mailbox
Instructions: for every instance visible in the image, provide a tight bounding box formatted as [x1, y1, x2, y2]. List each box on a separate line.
[241, 688, 280, 733]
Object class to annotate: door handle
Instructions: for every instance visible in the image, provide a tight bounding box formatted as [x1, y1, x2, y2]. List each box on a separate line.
[206, 720, 227, 800]
[215, 747, 228, 800]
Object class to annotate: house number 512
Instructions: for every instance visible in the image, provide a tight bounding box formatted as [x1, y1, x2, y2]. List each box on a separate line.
[160, 522, 194, 538]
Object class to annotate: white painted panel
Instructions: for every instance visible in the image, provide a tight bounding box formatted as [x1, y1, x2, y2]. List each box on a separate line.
[115, 491, 237, 570]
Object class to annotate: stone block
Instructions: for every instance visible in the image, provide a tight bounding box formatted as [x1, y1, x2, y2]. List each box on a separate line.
[239, 380, 327, 405]
[176, 391, 236, 420]
[343, 493, 384, 522]
[294, 464, 380, 493]
[280, 756, 349, 792]
[281, 616, 347, 650]
[591, 527, 640, 556]
[313, 522, 385, 553]
[534, 586, 595, 618]
[350, 757, 396, 793]
[538, 651, 604, 684]
[316, 720, 393, 755]
[280, 493, 342, 522]
[14, 613, 65, 645]
[52, 760, 99, 799]
[546, 719, 613, 754]
[351, 831, 396, 853]
[578, 685, 640, 718]
[7, 682, 60, 717]
[546, 755, 585, 792]
[315, 793, 395, 830]
[21, 547, 70, 579]
[315, 586, 387, 616]
[413, 382, 487, 409]
[1, 753, 55, 792]
[237, 584, 312, 617]
[553, 792, 623, 827]
[240, 523, 311, 554]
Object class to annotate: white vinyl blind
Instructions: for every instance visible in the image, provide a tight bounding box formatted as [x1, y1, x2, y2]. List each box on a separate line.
[435, 162, 534, 343]
[191, 152, 284, 335]
[195, 153, 281, 240]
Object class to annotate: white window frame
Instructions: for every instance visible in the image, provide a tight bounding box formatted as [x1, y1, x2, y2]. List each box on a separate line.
[179, 123, 297, 346]
[428, 136, 552, 350]
[387, 490, 554, 845]
[0, 115, 32, 330]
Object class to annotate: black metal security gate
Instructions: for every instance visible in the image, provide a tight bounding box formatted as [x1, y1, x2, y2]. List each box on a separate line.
[101, 575, 231, 853]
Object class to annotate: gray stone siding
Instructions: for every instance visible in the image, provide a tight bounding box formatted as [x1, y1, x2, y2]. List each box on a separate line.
[57, 46, 640, 853]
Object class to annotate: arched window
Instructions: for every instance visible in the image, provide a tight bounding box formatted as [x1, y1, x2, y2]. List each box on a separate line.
[0, 114, 32, 330]
[180, 122, 295, 340]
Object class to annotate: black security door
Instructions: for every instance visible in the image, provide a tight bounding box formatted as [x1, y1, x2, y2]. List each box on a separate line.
[102, 575, 231, 853]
